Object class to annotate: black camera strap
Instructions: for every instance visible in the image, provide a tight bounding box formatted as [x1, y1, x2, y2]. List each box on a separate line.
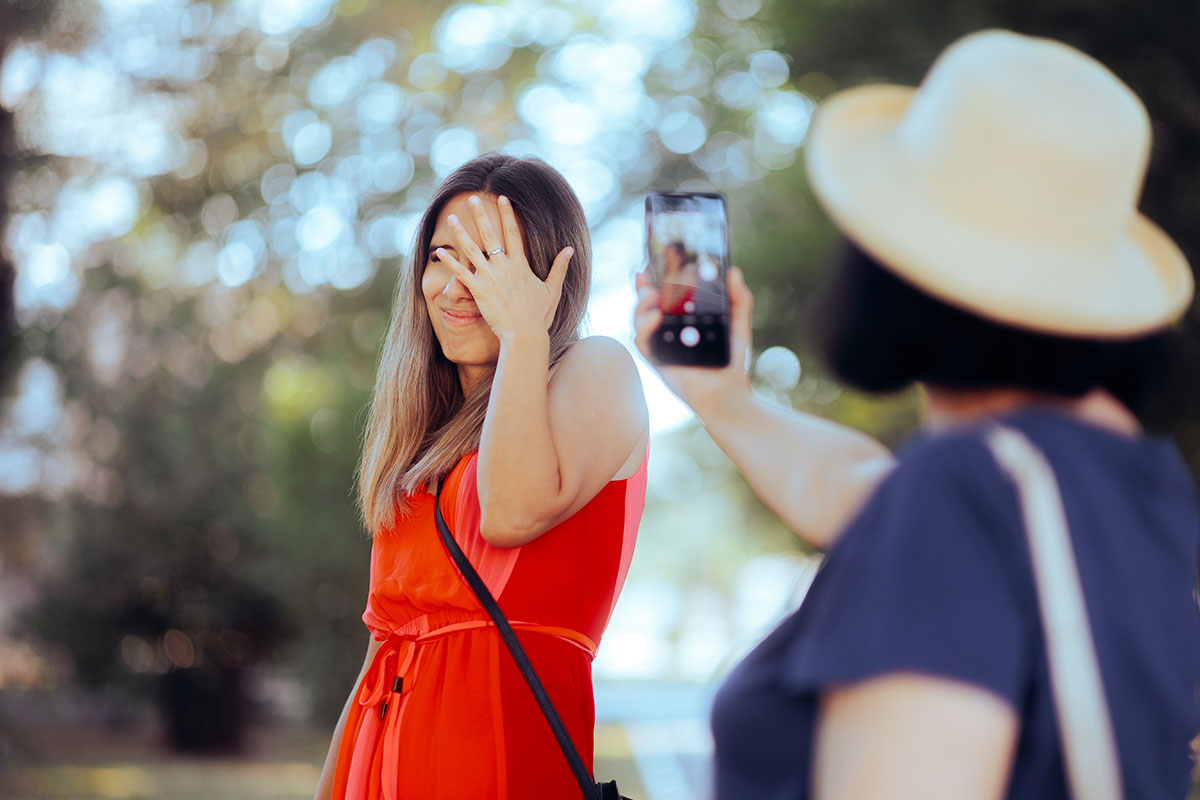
[434, 478, 624, 800]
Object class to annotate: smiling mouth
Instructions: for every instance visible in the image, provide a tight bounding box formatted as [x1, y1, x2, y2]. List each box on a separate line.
[440, 307, 483, 327]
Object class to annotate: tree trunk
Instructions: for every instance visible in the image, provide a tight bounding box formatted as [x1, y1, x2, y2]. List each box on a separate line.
[159, 666, 249, 753]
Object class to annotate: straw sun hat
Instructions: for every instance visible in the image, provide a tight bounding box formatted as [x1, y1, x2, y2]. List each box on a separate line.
[804, 29, 1194, 337]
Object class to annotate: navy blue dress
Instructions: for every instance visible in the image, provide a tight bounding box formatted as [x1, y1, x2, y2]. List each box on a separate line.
[711, 409, 1200, 799]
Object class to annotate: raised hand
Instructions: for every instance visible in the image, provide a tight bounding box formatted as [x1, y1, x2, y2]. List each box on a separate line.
[435, 194, 573, 343]
[633, 265, 755, 416]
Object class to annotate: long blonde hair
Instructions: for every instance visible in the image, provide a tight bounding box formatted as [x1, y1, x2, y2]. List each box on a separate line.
[357, 153, 592, 533]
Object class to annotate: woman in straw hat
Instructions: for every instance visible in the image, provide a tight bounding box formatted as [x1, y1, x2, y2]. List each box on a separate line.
[635, 30, 1199, 798]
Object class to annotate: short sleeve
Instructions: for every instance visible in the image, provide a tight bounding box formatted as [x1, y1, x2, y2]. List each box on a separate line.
[780, 435, 1033, 708]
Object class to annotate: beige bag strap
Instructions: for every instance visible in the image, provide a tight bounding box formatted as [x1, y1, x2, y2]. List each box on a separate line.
[985, 425, 1124, 800]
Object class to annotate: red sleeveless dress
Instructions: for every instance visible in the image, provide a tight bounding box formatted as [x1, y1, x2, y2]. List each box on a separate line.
[332, 451, 647, 799]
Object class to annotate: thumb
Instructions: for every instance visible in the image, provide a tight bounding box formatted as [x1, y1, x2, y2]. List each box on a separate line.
[546, 246, 573, 299]
[543, 246, 573, 328]
[729, 266, 754, 363]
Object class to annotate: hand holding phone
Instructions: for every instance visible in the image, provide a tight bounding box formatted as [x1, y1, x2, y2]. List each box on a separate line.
[634, 264, 754, 417]
[644, 193, 731, 367]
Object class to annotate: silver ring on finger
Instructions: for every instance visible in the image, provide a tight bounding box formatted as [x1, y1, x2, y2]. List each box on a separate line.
[484, 247, 505, 257]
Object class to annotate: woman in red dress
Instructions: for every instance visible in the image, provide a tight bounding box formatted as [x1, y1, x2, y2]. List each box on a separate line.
[312, 153, 649, 800]
[657, 241, 698, 315]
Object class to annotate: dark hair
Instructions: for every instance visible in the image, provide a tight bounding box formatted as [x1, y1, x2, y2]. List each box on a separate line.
[809, 239, 1173, 415]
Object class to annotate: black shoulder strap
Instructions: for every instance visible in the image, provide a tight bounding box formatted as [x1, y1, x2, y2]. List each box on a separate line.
[434, 478, 600, 800]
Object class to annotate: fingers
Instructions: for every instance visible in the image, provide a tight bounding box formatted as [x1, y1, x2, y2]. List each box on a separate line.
[447, 214, 489, 272]
[434, 247, 480, 294]
[632, 283, 663, 360]
[634, 282, 660, 315]
[497, 196, 526, 261]
[467, 195, 504, 256]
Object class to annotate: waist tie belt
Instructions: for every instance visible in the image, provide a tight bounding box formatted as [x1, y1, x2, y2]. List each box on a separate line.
[351, 619, 598, 796]
[358, 620, 598, 713]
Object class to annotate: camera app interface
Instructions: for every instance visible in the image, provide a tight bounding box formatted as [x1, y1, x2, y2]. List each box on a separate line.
[647, 195, 727, 318]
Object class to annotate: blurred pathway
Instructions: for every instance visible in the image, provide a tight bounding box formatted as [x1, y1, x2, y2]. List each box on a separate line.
[595, 680, 716, 800]
[1, 683, 717, 800]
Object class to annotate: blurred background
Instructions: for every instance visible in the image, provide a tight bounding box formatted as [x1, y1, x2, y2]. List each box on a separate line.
[0, 0, 1197, 797]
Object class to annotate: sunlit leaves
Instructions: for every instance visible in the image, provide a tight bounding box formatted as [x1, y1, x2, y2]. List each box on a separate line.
[4, 0, 812, 322]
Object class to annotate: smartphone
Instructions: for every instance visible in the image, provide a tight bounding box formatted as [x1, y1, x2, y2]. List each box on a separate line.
[644, 192, 731, 367]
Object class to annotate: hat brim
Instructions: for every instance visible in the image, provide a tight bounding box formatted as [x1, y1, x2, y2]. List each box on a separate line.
[804, 84, 1194, 338]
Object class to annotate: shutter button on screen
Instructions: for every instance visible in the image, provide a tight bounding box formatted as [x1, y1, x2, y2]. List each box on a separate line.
[680, 326, 701, 347]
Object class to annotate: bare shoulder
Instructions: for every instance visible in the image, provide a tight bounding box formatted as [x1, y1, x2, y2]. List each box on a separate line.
[559, 335, 637, 365]
[553, 336, 643, 393]
[550, 337, 648, 480]
[550, 337, 648, 437]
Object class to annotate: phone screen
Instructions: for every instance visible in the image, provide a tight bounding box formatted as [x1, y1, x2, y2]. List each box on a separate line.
[645, 192, 731, 367]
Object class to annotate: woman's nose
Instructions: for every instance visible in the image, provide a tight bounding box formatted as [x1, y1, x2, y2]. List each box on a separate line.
[442, 274, 472, 300]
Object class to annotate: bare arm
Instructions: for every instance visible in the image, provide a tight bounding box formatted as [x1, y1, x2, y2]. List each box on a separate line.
[440, 195, 648, 547]
[694, 387, 894, 549]
[814, 673, 1018, 799]
[312, 637, 381, 800]
[477, 333, 647, 545]
[634, 268, 893, 549]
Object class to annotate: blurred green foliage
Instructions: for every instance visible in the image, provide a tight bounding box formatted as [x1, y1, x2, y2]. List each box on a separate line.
[0, 0, 51, 395]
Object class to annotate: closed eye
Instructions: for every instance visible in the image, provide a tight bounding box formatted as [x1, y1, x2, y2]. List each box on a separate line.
[430, 244, 456, 262]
